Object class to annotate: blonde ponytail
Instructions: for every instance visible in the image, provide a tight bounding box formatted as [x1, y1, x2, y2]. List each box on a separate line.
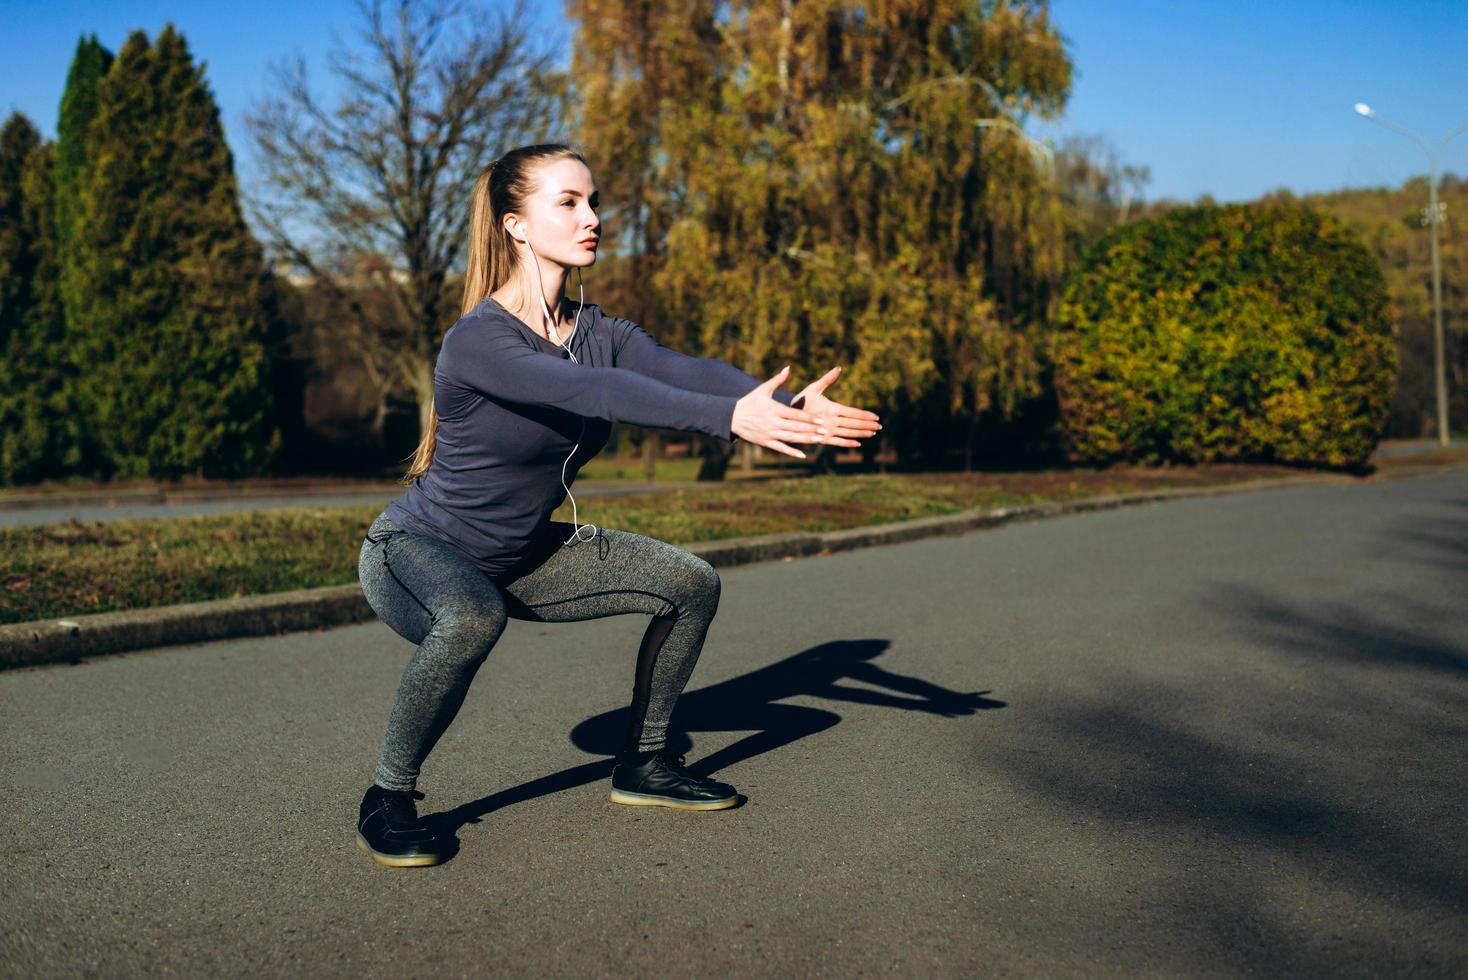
[460, 165, 497, 317]
[401, 145, 589, 487]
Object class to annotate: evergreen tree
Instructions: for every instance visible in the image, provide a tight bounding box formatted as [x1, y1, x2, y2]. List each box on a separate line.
[68, 26, 279, 479]
[33, 35, 115, 479]
[0, 114, 72, 484]
[0, 114, 39, 329]
[1052, 203, 1395, 469]
[0, 113, 43, 483]
[55, 35, 113, 324]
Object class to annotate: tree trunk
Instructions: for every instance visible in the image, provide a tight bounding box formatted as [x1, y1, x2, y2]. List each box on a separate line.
[411, 359, 435, 456]
[368, 398, 390, 464]
[696, 435, 735, 481]
[810, 444, 837, 475]
[739, 437, 757, 475]
[642, 431, 659, 482]
[417, 391, 434, 445]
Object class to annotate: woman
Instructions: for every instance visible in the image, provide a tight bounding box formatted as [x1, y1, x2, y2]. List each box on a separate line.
[355, 143, 882, 868]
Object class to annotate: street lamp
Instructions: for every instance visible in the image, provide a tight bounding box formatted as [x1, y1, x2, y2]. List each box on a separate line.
[1355, 102, 1468, 447]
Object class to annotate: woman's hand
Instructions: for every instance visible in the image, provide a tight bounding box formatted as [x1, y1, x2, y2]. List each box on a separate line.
[731, 366, 828, 459]
[793, 367, 882, 447]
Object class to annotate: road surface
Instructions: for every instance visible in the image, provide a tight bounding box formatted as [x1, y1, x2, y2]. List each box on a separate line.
[3, 469, 1464, 976]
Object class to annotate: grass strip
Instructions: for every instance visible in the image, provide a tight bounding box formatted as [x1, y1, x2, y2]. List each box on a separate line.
[0, 454, 776, 503]
[6, 455, 1462, 625]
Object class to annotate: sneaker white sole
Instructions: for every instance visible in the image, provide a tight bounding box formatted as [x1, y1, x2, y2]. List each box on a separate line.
[608, 788, 739, 810]
[355, 832, 443, 867]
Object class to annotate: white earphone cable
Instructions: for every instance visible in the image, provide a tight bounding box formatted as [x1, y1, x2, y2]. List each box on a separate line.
[520, 223, 597, 547]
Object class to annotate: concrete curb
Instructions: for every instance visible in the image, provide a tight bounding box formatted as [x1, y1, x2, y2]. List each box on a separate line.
[1, 465, 1454, 671]
[0, 585, 377, 670]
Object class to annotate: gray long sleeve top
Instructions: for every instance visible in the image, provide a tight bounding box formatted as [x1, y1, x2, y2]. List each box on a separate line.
[384, 296, 794, 579]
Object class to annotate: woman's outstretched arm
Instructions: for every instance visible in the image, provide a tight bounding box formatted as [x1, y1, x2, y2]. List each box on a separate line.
[607, 313, 882, 451]
[442, 315, 824, 448]
[608, 315, 800, 407]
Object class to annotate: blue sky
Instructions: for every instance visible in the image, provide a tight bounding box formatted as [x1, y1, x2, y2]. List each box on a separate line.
[2, 0, 1465, 205]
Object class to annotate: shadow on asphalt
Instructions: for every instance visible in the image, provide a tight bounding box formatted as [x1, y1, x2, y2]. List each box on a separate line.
[1226, 499, 1468, 675]
[1399, 495, 1468, 579]
[432, 639, 1005, 845]
[984, 496, 1468, 972]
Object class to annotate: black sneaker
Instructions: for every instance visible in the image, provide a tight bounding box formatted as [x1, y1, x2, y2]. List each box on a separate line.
[609, 750, 739, 810]
[355, 785, 446, 867]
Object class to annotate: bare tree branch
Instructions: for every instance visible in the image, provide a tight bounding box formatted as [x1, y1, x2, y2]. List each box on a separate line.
[244, 0, 563, 430]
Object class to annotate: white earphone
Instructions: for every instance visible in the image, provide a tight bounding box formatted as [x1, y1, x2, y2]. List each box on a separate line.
[514, 218, 597, 548]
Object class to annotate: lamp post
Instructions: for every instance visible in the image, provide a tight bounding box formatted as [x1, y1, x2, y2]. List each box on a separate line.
[1354, 103, 1468, 447]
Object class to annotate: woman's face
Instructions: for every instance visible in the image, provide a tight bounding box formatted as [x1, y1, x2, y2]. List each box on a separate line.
[511, 158, 601, 269]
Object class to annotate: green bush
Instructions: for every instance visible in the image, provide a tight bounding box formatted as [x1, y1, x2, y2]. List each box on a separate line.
[1051, 203, 1397, 468]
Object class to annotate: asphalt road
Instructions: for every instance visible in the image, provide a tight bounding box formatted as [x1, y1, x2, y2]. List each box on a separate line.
[3, 470, 1465, 977]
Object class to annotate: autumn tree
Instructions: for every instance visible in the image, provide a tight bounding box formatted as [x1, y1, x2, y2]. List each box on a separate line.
[1290, 174, 1467, 438]
[567, 0, 722, 324]
[869, 0, 1073, 468]
[655, 0, 944, 473]
[581, 0, 1076, 472]
[565, 0, 736, 476]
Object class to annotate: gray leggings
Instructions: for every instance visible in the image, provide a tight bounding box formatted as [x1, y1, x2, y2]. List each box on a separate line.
[357, 513, 721, 792]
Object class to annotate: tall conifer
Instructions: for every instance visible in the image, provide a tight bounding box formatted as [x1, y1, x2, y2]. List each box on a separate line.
[55, 34, 113, 322]
[69, 26, 279, 479]
[0, 115, 72, 484]
[0, 114, 43, 483]
[0, 114, 39, 327]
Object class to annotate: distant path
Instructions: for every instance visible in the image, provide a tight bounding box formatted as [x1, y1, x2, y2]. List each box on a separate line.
[3, 439, 1458, 529]
[1373, 437, 1468, 456]
[3, 469, 1463, 975]
[0, 480, 700, 528]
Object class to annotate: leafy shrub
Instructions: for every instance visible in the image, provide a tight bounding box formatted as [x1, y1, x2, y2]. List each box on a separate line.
[1051, 203, 1396, 468]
